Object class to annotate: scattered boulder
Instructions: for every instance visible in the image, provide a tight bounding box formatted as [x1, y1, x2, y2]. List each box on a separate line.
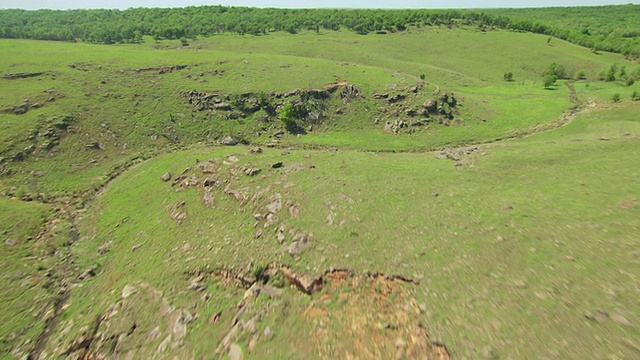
[160, 172, 172, 182]
[423, 99, 437, 112]
[264, 213, 279, 228]
[12, 103, 29, 115]
[287, 232, 311, 257]
[226, 189, 246, 203]
[612, 314, 633, 327]
[78, 266, 97, 280]
[249, 147, 263, 154]
[266, 195, 282, 214]
[84, 142, 102, 150]
[372, 92, 389, 99]
[199, 161, 218, 174]
[387, 93, 405, 103]
[203, 178, 220, 187]
[229, 343, 243, 360]
[220, 136, 237, 146]
[97, 241, 112, 255]
[170, 200, 187, 223]
[122, 284, 136, 299]
[244, 168, 261, 176]
[289, 205, 300, 218]
[203, 192, 215, 207]
[271, 162, 283, 169]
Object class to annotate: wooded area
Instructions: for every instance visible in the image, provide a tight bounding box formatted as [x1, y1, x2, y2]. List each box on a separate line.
[0, 5, 638, 57]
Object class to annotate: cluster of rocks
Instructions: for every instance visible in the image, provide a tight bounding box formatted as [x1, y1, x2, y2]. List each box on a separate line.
[338, 84, 364, 101]
[67, 63, 95, 71]
[3, 89, 62, 115]
[375, 83, 462, 134]
[160, 150, 315, 257]
[384, 118, 428, 134]
[4, 99, 42, 115]
[52, 282, 197, 359]
[436, 145, 481, 161]
[134, 64, 189, 74]
[436, 145, 485, 167]
[184, 90, 261, 120]
[7, 115, 74, 163]
[183, 69, 225, 81]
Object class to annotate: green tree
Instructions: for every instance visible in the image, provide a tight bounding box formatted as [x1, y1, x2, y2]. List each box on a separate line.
[503, 71, 514, 82]
[543, 62, 567, 79]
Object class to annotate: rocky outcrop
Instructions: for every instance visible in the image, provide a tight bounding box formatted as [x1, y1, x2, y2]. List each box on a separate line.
[183, 83, 362, 125]
[375, 83, 462, 135]
[134, 65, 189, 74]
[2, 72, 45, 79]
[3, 115, 74, 163]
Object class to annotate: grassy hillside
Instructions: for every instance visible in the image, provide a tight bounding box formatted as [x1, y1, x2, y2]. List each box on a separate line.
[1, 15, 639, 360]
[489, 4, 640, 56]
[58, 100, 639, 359]
[1, 29, 632, 190]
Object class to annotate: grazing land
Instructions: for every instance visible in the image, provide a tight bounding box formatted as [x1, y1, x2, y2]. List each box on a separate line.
[1, 5, 639, 360]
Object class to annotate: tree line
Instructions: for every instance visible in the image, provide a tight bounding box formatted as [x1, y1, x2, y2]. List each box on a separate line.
[0, 5, 638, 57]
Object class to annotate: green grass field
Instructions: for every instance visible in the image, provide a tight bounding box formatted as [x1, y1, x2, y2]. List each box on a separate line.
[1, 23, 639, 360]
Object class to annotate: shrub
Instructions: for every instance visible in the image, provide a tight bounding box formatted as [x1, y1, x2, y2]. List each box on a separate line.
[619, 66, 627, 80]
[179, 37, 189, 46]
[632, 91, 640, 101]
[625, 78, 635, 87]
[574, 70, 586, 80]
[278, 103, 296, 131]
[605, 64, 617, 82]
[503, 72, 514, 82]
[419, 74, 426, 80]
[543, 75, 556, 89]
[598, 71, 606, 81]
[611, 93, 621, 103]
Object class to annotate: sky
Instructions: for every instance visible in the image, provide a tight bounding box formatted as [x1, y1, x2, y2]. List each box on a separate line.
[0, 0, 637, 10]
